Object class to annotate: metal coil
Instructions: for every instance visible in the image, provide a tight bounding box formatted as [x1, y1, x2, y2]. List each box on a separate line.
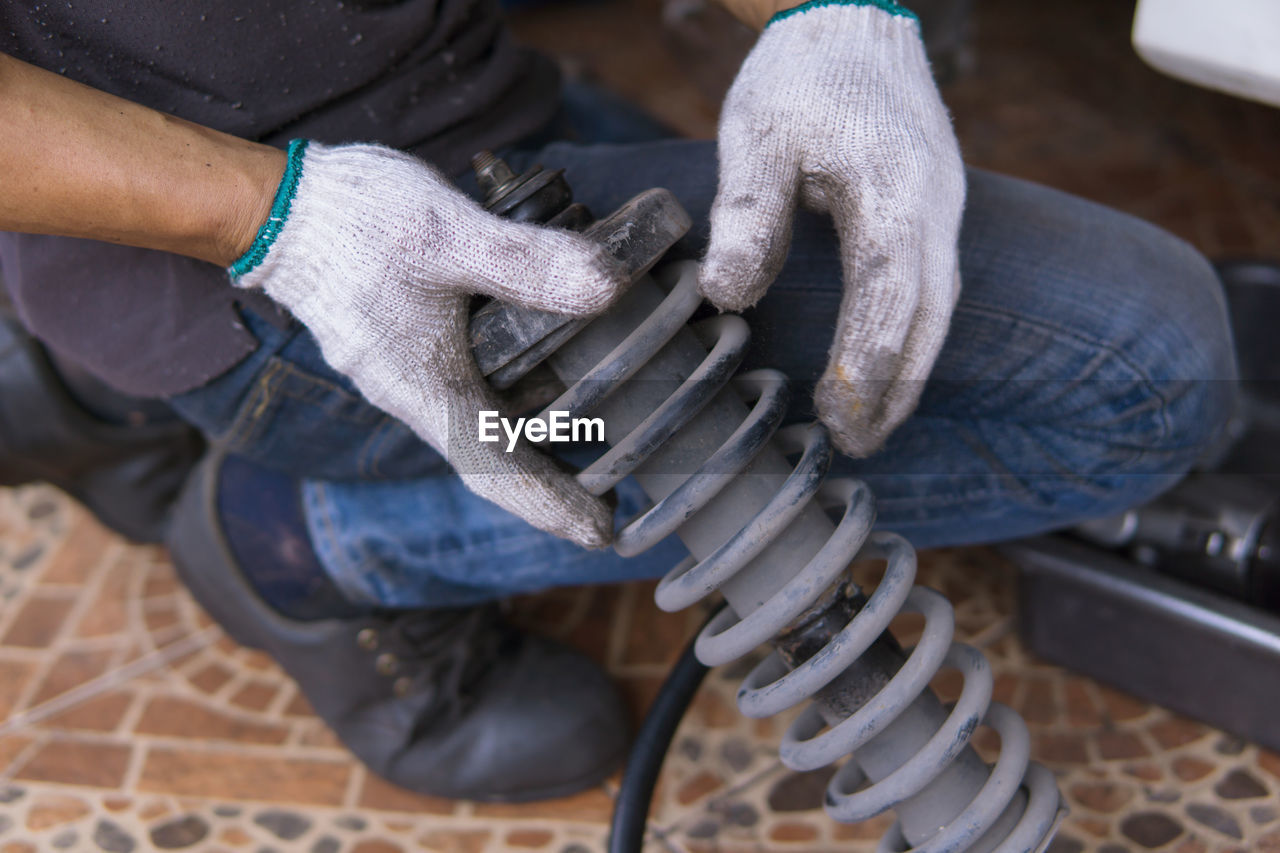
[467, 158, 1062, 851]
[538, 262, 1061, 852]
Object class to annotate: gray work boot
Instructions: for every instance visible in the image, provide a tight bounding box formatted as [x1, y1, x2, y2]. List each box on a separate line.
[166, 452, 630, 801]
[0, 313, 203, 543]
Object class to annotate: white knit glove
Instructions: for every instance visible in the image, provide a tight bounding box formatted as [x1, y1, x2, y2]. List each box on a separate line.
[701, 0, 965, 457]
[229, 140, 626, 548]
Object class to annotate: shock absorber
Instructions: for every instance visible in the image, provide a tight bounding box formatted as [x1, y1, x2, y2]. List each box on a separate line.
[468, 153, 1064, 852]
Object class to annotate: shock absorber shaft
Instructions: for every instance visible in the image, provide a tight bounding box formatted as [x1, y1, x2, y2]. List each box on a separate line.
[468, 156, 1062, 852]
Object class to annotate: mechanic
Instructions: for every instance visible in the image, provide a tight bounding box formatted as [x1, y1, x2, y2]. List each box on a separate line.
[0, 0, 1236, 802]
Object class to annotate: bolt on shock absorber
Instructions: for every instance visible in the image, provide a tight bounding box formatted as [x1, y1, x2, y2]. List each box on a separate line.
[467, 153, 1065, 853]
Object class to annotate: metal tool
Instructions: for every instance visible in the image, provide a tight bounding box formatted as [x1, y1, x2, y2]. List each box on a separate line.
[467, 153, 1064, 852]
[1074, 473, 1280, 610]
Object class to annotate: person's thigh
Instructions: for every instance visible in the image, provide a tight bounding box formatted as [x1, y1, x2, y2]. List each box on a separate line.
[302, 470, 690, 608]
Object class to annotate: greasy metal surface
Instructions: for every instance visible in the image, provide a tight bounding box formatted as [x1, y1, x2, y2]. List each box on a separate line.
[473, 151, 572, 222]
[469, 188, 692, 379]
[1074, 474, 1280, 608]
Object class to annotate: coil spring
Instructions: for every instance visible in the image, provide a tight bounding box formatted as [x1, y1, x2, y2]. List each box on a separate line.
[531, 261, 1062, 852]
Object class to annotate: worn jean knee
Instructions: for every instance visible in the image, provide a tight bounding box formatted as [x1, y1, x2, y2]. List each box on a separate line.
[967, 171, 1237, 503]
[843, 170, 1239, 547]
[1046, 224, 1238, 513]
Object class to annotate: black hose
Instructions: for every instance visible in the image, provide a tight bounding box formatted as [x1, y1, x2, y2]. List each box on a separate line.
[608, 603, 725, 853]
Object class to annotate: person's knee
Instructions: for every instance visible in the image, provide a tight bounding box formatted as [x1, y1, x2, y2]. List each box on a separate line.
[1052, 228, 1237, 515]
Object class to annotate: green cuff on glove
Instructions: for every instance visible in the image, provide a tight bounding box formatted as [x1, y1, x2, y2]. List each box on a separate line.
[228, 138, 310, 279]
[768, 0, 916, 28]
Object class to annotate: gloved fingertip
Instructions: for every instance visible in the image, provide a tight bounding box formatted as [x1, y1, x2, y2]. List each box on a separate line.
[571, 520, 614, 550]
[542, 237, 630, 317]
[582, 252, 631, 313]
[502, 448, 617, 548]
[826, 421, 889, 459]
[556, 492, 615, 549]
[697, 251, 773, 313]
[813, 379, 889, 460]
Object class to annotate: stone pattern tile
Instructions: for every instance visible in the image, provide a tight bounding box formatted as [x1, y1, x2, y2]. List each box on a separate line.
[3, 487, 1280, 852]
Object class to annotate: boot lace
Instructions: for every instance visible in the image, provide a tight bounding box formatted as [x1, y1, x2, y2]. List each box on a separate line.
[365, 603, 511, 722]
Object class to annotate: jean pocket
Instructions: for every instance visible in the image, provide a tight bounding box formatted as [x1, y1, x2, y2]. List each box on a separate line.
[222, 356, 449, 481]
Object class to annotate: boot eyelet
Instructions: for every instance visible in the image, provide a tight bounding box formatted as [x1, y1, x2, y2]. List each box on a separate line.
[356, 628, 379, 650]
[392, 676, 413, 696]
[375, 652, 399, 676]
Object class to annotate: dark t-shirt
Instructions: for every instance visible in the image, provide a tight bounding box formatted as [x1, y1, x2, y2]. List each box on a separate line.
[0, 0, 559, 395]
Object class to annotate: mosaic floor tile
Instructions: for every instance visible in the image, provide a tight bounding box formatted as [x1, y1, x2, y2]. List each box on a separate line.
[14, 477, 1277, 851]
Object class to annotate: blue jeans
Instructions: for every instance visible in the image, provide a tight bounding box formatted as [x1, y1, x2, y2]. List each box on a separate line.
[169, 141, 1238, 609]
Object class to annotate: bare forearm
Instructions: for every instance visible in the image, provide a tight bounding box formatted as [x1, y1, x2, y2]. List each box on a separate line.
[0, 53, 284, 266]
[715, 0, 805, 30]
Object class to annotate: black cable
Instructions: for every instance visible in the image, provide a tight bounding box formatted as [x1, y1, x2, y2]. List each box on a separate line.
[608, 603, 725, 853]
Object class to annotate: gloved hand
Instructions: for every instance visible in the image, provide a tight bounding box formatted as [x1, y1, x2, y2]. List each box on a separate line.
[229, 140, 626, 547]
[701, 0, 965, 457]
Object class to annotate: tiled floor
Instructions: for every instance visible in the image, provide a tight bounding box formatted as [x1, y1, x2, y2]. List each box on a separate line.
[2, 490, 1280, 852]
[3, 0, 1280, 851]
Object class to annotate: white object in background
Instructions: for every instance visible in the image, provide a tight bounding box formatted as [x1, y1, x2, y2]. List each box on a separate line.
[1133, 0, 1280, 108]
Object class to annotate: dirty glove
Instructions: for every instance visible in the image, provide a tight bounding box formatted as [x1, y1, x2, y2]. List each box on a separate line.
[229, 140, 625, 547]
[700, 0, 965, 457]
